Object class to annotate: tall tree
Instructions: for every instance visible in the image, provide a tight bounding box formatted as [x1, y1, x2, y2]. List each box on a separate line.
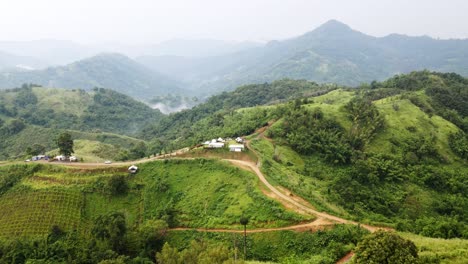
[56, 132, 74, 157]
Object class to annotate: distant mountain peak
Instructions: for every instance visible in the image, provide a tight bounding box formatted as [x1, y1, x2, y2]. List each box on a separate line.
[315, 19, 352, 33]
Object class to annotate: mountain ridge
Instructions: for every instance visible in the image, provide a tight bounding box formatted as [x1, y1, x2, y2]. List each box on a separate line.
[138, 20, 468, 94]
[0, 53, 184, 99]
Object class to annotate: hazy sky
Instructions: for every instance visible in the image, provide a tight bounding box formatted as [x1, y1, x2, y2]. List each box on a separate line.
[1, 0, 467, 44]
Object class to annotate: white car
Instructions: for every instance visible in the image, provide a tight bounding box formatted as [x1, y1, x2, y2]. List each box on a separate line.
[104, 160, 112, 164]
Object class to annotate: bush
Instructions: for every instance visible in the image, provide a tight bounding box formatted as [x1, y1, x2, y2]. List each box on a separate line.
[107, 175, 129, 196]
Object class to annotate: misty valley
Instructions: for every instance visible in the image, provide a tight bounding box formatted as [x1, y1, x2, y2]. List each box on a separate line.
[0, 14, 467, 264]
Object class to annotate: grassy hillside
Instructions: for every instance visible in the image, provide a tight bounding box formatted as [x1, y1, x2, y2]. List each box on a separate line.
[0, 125, 145, 160]
[399, 232, 468, 264]
[0, 159, 306, 237]
[0, 85, 162, 160]
[0, 85, 162, 134]
[146, 71, 467, 241]
[254, 92, 466, 239]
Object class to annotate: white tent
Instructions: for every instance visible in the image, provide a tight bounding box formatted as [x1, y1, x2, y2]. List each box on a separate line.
[128, 165, 138, 173]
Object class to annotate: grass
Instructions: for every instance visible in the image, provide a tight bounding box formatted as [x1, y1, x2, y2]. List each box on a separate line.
[400, 232, 468, 264]
[0, 158, 310, 239]
[370, 96, 460, 161]
[304, 89, 354, 130]
[48, 139, 122, 162]
[176, 147, 257, 163]
[139, 159, 309, 229]
[33, 87, 93, 117]
[0, 124, 144, 161]
[83, 191, 142, 229]
[250, 138, 350, 218]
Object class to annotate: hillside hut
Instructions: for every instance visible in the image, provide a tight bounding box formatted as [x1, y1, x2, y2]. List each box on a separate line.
[128, 165, 138, 174]
[229, 144, 245, 152]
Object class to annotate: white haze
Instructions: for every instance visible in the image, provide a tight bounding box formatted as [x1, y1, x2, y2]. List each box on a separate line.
[0, 0, 467, 46]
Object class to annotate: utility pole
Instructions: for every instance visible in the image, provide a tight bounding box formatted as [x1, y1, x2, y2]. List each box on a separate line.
[240, 216, 249, 259]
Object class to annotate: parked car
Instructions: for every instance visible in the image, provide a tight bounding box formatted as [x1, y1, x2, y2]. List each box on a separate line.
[104, 160, 112, 164]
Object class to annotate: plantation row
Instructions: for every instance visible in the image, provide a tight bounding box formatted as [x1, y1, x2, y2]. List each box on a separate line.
[0, 189, 83, 238]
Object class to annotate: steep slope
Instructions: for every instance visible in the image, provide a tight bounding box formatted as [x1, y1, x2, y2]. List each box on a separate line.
[0, 53, 184, 99]
[138, 20, 468, 94]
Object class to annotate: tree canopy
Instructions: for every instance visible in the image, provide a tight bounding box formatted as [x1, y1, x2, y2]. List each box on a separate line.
[353, 231, 419, 264]
[56, 132, 74, 157]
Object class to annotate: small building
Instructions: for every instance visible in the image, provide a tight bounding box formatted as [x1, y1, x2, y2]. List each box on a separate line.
[55, 155, 66, 161]
[32, 155, 46, 161]
[208, 142, 225, 148]
[229, 144, 245, 152]
[69, 156, 78, 162]
[217, 137, 225, 143]
[235, 137, 244, 143]
[128, 165, 138, 174]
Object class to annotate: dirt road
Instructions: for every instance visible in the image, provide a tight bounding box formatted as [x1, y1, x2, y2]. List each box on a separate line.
[225, 159, 389, 232]
[171, 218, 334, 233]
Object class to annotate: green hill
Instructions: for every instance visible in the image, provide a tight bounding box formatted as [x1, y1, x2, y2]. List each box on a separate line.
[140, 79, 339, 152]
[144, 71, 467, 239]
[0, 53, 185, 99]
[0, 85, 161, 159]
[0, 71, 466, 263]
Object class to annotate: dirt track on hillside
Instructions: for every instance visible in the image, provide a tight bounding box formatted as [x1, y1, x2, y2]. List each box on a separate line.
[4, 126, 391, 235]
[171, 218, 334, 233]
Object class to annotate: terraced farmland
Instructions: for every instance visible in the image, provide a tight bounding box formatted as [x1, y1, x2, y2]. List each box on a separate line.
[0, 188, 83, 237]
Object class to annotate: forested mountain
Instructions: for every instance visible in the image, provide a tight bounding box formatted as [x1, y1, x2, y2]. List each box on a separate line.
[138, 20, 468, 94]
[0, 85, 162, 159]
[0, 53, 184, 99]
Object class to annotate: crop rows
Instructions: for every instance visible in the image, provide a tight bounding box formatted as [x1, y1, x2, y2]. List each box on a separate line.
[0, 189, 83, 238]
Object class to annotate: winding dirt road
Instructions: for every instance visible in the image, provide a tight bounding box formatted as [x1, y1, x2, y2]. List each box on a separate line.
[8, 138, 391, 234]
[225, 159, 389, 233]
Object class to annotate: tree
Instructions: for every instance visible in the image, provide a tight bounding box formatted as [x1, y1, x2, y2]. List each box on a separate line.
[107, 175, 129, 196]
[138, 219, 168, 259]
[27, 143, 46, 156]
[156, 243, 182, 264]
[353, 231, 419, 264]
[91, 212, 127, 253]
[56, 132, 74, 157]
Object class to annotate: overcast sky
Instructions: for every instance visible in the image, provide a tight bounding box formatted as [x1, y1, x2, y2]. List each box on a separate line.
[0, 0, 467, 44]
